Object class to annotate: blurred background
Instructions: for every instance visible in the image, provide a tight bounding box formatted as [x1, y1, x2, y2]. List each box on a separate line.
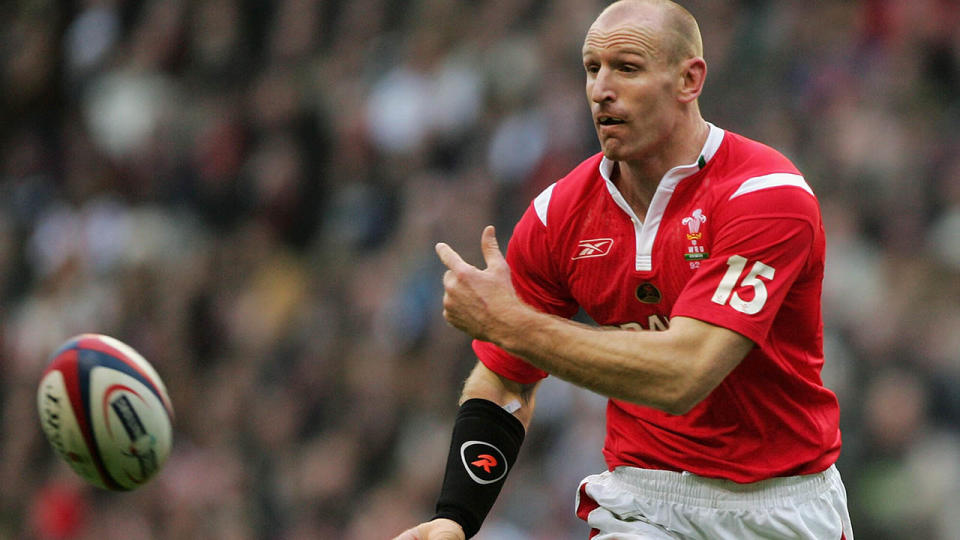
[1, 0, 959, 538]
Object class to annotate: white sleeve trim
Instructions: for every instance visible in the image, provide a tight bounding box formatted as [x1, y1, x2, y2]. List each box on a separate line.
[533, 183, 556, 226]
[730, 173, 813, 200]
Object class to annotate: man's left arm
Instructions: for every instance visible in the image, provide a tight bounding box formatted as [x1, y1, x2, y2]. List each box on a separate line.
[438, 179, 820, 412]
[437, 226, 754, 415]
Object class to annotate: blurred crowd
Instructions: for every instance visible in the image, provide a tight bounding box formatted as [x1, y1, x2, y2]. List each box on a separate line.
[1, 0, 958, 539]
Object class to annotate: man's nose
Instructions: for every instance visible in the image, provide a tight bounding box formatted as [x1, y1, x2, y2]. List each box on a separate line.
[591, 67, 616, 103]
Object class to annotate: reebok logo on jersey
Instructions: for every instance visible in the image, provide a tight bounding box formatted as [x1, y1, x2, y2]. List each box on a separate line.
[573, 238, 614, 260]
[460, 441, 508, 484]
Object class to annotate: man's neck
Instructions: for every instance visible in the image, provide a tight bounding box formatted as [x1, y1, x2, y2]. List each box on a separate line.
[613, 118, 709, 221]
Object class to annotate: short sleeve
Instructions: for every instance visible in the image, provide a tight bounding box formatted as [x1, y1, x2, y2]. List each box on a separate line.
[472, 200, 578, 384]
[671, 186, 820, 345]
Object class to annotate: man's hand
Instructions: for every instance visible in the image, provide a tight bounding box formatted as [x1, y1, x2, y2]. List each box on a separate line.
[436, 225, 524, 344]
[392, 518, 465, 540]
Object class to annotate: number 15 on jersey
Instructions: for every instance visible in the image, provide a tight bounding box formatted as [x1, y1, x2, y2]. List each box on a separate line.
[711, 255, 776, 315]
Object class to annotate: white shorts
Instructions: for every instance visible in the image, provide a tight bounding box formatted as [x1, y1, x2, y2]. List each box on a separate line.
[576, 465, 853, 540]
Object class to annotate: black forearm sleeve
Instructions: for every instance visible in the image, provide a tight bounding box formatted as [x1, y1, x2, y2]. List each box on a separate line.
[432, 398, 525, 538]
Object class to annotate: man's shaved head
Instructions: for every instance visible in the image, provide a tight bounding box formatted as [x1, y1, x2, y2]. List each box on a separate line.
[590, 0, 703, 65]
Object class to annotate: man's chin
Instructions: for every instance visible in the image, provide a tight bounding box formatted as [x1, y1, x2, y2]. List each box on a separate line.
[600, 138, 644, 162]
[599, 136, 627, 158]
[601, 146, 627, 162]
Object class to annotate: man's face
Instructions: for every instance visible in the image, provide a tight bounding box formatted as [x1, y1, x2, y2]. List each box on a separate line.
[582, 10, 681, 162]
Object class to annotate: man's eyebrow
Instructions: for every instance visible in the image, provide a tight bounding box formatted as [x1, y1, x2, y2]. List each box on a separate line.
[582, 45, 653, 59]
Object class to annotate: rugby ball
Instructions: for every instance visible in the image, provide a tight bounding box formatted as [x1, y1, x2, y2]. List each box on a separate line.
[37, 334, 174, 491]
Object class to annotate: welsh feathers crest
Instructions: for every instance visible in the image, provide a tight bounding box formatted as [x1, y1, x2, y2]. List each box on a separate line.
[682, 209, 706, 235]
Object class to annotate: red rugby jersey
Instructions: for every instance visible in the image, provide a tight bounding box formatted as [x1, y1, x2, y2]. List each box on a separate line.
[473, 124, 841, 483]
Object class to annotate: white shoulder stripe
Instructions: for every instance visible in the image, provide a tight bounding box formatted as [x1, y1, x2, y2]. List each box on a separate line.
[533, 183, 556, 226]
[730, 173, 813, 200]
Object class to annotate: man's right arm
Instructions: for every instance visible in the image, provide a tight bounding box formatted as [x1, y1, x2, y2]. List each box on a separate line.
[392, 362, 540, 540]
[459, 361, 539, 430]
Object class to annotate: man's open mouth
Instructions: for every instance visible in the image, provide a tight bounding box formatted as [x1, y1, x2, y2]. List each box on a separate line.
[598, 116, 625, 126]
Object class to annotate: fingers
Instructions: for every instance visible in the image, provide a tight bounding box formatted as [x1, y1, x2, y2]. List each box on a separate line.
[436, 226, 504, 271]
[435, 241, 467, 271]
[393, 520, 464, 540]
[392, 529, 419, 540]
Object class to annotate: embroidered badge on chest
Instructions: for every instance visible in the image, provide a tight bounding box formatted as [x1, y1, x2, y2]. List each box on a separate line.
[682, 208, 709, 268]
[635, 282, 662, 304]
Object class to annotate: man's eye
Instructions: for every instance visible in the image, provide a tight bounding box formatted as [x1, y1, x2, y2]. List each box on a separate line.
[585, 64, 600, 74]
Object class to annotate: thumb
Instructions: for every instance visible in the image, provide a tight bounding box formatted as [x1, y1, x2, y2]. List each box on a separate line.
[480, 225, 505, 269]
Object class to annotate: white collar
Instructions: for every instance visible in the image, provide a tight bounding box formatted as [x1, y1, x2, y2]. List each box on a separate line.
[599, 122, 725, 183]
[596, 122, 725, 271]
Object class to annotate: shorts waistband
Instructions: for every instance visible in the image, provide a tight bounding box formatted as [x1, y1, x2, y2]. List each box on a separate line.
[608, 465, 840, 510]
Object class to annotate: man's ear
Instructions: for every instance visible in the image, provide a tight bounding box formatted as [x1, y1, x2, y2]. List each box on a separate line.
[677, 57, 707, 104]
